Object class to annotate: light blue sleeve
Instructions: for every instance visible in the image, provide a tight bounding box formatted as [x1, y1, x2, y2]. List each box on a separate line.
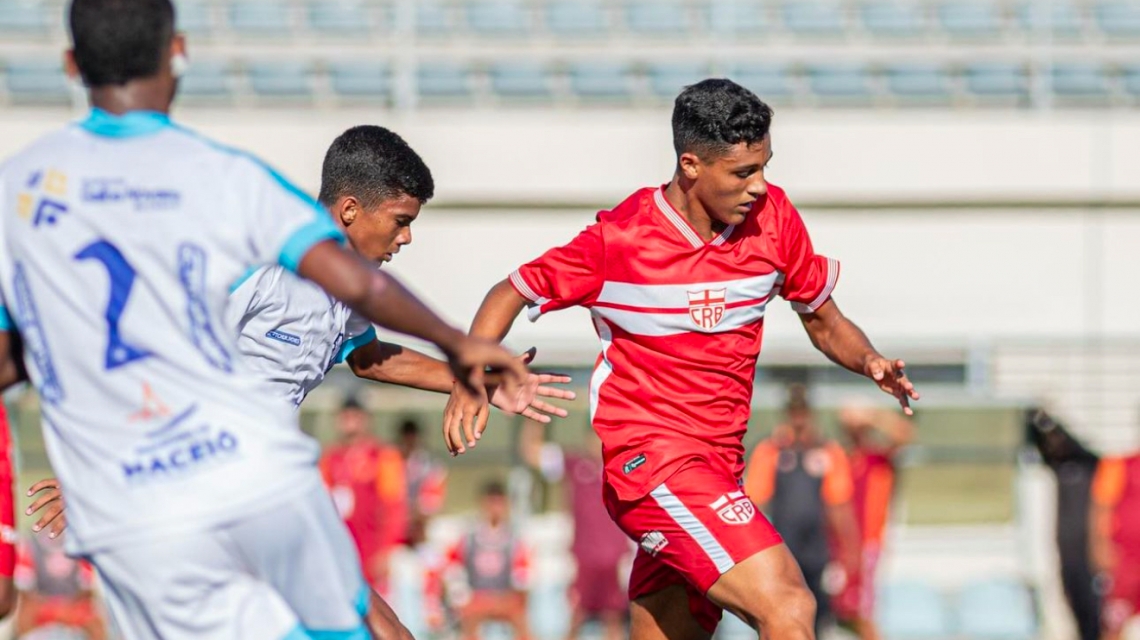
[0, 306, 12, 332]
[334, 325, 377, 364]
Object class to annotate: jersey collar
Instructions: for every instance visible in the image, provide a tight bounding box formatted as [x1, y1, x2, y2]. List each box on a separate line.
[79, 108, 172, 138]
[653, 187, 736, 249]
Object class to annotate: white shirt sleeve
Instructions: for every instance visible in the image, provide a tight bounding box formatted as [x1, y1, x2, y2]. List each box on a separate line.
[334, 309, 377, 365]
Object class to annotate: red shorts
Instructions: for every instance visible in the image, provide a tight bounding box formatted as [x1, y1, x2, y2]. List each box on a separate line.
[833, 543, 881, 622]
[604, 459, 783, 633]
[1104, 555, 1140, 634]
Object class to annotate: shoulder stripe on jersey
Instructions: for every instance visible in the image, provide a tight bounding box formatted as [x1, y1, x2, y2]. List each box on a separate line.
[653, 189, 704, 249]
[278, 217, 344, 273]
[791, 258, 840, 314]
[228, 265, 262, 295]
[335, 326, 377, 365]
[0, 306, 11, 332]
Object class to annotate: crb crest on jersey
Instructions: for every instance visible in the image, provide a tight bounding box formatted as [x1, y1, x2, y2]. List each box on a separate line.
[710, 491, 755, 525]
[687, 288, 726, 330]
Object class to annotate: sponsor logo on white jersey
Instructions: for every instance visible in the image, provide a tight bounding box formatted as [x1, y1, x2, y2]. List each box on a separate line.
[710, 491, 755, 525]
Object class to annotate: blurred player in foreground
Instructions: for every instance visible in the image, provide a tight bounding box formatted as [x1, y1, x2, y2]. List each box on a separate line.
[833, 399, 913, 640]
[0, 0, 529, 636]
[745, 385, 859, 636]
[1091, 442, 1140, 640]
[27, 122, 576, 637]
[444, 78, 919, 639]
[445, 481, 531, 640]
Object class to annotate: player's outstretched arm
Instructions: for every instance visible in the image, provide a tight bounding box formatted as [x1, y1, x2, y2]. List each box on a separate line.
[348, 342, 575, 422]
[295, 241, 527, 397]
[443, 279, 529, 455]
[798, 298, 920, 415]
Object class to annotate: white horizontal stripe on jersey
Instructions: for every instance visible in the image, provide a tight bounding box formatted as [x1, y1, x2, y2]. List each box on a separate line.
[592, 299, 770, 337]
[595, 272, 780, 310]
[589, 315, 615, 421]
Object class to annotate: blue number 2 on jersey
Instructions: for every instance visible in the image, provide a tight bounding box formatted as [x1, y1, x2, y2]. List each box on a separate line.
[75, 240, 153, 370]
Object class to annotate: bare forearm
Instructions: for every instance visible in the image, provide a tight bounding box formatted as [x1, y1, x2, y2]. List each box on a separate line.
[350, 342, 454, 393]
[827, 503, 861, 566]
[470, 279, 528, 341]
[0, 332, 26, 392]
[298, 242, 465, 356]
[1090, 504, 1116, 573]
[800, 299, 880, 376]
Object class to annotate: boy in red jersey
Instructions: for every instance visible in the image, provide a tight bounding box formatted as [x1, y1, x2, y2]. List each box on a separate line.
[443, 79, 918, 639]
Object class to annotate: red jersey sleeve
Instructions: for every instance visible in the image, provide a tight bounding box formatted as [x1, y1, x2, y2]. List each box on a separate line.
[775, 196, 839, 313]
[509, 223, 604, 321]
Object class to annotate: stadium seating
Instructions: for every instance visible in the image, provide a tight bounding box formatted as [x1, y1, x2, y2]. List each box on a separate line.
[782, 1, 847, 37]
[5, 59, 70, 104]
[625, 1, 689, 35]
[1095, 1, 1140, 38]
[964, 62, 1027, 102]
[179, 59, 233, 100]
[416, 61, 473, 100]
[807, 64, 874, 102]
[937, 2, 1004, 38]
[545, 0, 606, 36]
[328, 61, 390, 99]
[877, 581, 954, 639]
[229, 1, 292, 36]
[727, 63, 796, 103]
[467, 1, 529, 36]
[416, 1, 451, 35]
[568, 62, 633, 100]
[647, 62, 709, 98]
[0, 0, 50, 34]
[1050, 63, 1111, 100]
[306, 1, 376, 34]
[886, 64, 953, 102]
[1122, 65, 1140, 97]
[1017, 2, 1084, 37]
[957, 579, 1038, 639]
[175, 0, 214, 36]
[490, 62, 551, 99]
[246, 60, 313, 98]
[861, 2, 928, 38]
[707, 1, 771, 36]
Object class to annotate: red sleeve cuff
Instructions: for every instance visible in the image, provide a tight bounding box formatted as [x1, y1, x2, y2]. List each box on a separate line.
[791, 258, 840, 314]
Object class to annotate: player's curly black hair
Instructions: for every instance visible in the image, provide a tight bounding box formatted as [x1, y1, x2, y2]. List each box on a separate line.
[69, 0, 175, 87]
[672, 78, 774, 161]
[318, 125, 435, 209]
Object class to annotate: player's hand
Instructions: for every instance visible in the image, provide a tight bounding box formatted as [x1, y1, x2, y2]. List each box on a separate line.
[443, 381, 490, 456]
[26, 477, 66, 538]
[488, 348, 576, 424]
[446, 336, 528, 402]
[863, 356, 920, 416]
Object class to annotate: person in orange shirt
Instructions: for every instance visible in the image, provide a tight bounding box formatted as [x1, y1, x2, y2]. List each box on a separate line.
[321, 396, 409, 598]
[832, 401, 913, 640]
[1091, 449, 1140, 640]
[744, 384, 859, 637]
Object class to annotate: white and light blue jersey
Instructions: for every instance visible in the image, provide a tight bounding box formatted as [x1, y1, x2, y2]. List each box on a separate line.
[0, 109, 345, 553]
[226, 265, 376, 409]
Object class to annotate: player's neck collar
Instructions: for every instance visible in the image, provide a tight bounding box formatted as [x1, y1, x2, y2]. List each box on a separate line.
[79, 108, 172, 138]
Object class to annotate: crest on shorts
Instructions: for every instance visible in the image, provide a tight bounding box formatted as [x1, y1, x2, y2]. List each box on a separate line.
[639, 530, 669, 556]
[687, 288, 727, 330]
[710, 491, 755, 525]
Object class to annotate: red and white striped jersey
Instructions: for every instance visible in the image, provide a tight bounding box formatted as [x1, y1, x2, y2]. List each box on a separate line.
[509, 185, 839, 501]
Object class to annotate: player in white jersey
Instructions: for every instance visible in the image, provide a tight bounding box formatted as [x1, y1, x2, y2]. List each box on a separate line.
[228, 124, 574, 421]
[0, 0, 527, 638]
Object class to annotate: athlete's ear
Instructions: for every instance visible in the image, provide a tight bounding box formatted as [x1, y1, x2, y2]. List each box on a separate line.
[63, 50, 80, 83]
[678, 151, 701, 181]
[337, 196, 360, 227]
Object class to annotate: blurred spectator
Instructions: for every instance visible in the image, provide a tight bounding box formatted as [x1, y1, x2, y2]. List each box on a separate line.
[832, 400, 914, 640]
[14, 533, 104, 640]
[445, 480, 531, 640]
[744, 384, 860, 637]
[1091, 442, 1140, 640]
[521, 422, 631, 640]
[321, 396, 409, 597]
[1027, 408, 1101, 640]
[396, 417, 447, 542]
